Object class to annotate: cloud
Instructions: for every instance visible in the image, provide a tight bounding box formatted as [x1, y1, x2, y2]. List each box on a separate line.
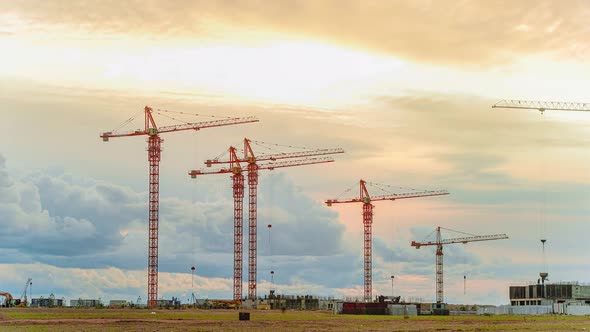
[257, 173, 345, 256]
[2, 0, 589, 65]
[0, 153, 354, 297]
[2, 81, 590, 304]
[0, 263, 234, 302]
[358, 92, 590, 187]
[0, 166, 122, 257]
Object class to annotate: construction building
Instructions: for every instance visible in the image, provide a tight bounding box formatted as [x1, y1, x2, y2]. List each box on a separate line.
[335, 296, 418, 316]
[70, 299, 102, 307]
[31, 295, 64, 308]
[108, 300, 128, 308]
[268, 295, 331, 310]
[239, 293, 341, 311]
[509, 282, 590, 306]
[157, 297, 181, 309]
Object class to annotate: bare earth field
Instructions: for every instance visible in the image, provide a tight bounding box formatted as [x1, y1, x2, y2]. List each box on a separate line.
[1, 308, 590, 332]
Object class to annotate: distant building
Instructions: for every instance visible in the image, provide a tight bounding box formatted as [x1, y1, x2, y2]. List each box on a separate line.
[265, 295, 335, 310]
[241, 294, 341, 311]
[157, 297, 181, 308]
[319, 299, 337, 311]
[32, 297, 63, 307]
[509, 282, 590, 306]
[108, 300, 128, 307]
[70, 299, 102, 307]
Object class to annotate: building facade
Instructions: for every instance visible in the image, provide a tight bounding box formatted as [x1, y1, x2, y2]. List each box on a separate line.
[509, 283, 590, 306]
[32, 297, 64, 307]
[70, 299, 102, 307]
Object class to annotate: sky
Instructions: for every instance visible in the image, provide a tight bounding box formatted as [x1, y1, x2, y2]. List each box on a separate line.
[1, 0, 590, 306]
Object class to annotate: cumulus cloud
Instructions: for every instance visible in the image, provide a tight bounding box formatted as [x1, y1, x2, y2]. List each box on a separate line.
[257, 173, 345, 256]
[0, 263, 234, 302]
[2, 83, 590, 304]
[0, 153, 355, 298]
[0, 157, 348, 260]
[0, 162, 122, 256]
[2, 0, 589, 65]
[0, 143, 584, 303]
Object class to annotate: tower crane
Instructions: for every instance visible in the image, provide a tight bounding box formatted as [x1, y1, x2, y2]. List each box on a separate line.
[493, 99, 588, 284]
[191, 146, 245, 303]
[326, 180, 449, 302]
[191, 139, 344, 300]
[101, 106, 258, 307]
[492, 99, 590, 113]
[411, 227, 508, 305]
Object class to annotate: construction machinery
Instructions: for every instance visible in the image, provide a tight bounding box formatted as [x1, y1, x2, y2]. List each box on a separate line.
[0, 292, 14, 307]
[0, 279, 31, 308]
[190, 139, 343, 301]
[18, 278, 32, 307]
[411, 226, 508, 305]
[101, 106, 258, 307]
[326, 180, 449, 302]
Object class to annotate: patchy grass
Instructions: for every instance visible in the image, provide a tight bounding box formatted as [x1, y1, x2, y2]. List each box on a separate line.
[1, 308, 590, 332]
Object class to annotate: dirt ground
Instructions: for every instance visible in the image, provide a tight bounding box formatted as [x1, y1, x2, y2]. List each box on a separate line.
[1, 308, 590, 331]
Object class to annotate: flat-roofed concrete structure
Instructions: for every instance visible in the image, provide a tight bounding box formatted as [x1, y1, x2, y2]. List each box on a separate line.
[509, 282, 590, 306]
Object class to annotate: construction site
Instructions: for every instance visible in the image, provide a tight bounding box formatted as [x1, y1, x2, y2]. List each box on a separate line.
[4, 2, 590, 331]
[2, 101, 589, 321]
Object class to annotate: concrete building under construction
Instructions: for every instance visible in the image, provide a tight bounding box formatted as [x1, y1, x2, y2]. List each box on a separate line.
[509, 282, 590, 306]
[31, 296, 64, 308]
[70, 299, 102, 307]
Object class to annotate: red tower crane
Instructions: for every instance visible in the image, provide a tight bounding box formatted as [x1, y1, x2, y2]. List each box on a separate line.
[193, 138, 344, 300]
[100, 106, 258, 307]
[326, 180, 449, 302]
[190, 153, 338, 301]
[411, 227, 508, 304]
[190, 146, 246, 303]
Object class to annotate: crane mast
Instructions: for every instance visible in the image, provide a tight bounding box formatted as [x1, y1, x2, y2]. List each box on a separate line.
[207, 146, 247, 303]
[435, 228, 443, 306]
[411, 227, 508, 304]
[327, 180, 449, 302]
[230, 148, 245, 303]
[244, 139, 259, 300]
[101, 107, 258, 307]
[191, 138, 343, 301]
